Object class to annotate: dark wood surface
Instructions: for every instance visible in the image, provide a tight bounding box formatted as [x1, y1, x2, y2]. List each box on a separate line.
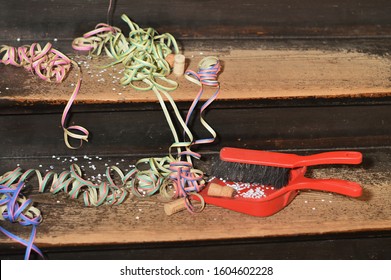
[0, 147, 391, 259]
[2, 0, 391, 41]
[3, 232, 391, 260]
[0, 101, 390, 158]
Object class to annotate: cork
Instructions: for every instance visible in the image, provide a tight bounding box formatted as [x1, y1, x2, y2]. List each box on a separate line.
[164, 198, 187, 216]
[165, 54, 175, 68]
[207, 183, 236, 198]
[173, 54, 186, 76]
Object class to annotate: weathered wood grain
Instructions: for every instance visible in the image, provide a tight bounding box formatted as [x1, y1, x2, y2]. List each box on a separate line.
[2, 0, 391, 40]
[1, 48, 391, 105]
[0, 149, 390, 249]
[0, 49, 391, 104]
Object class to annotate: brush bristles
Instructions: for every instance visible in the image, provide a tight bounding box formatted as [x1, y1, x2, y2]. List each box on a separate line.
[212, 160, 291, 189]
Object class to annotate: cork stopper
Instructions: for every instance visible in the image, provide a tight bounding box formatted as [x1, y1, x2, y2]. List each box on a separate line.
[164, 198, 187, 216]
[207, 183, 236, 198]
[173, 54, 186, 76]
[165, 53, 175, 68]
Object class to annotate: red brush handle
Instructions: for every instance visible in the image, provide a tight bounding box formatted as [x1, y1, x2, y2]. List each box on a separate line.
[220, 147, 362, 168]
[287, 177, 362, 197]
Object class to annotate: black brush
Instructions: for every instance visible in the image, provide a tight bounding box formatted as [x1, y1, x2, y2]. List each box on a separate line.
[211, 147, 363, 189]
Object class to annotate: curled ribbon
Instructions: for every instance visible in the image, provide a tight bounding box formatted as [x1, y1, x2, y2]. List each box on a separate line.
[72, 14, 178, 91]
[61, 77, 89, 149]
[0, 163, 136, 259]
[0, 43, 70, 82]
[72, 15, 208, 211]
[0, 43, 89, 149]
[184, 56, 221, 145]
[0, 182, 44, 260]
[0, 165, 132, 208]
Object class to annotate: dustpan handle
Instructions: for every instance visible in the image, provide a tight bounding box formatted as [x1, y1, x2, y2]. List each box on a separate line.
[293, 151, 362, 167]
[288, 177, 362, 197]
[220, 148, 362, 168]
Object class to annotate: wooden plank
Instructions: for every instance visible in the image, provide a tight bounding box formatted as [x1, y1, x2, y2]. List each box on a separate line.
[2, 0, 391, 40]
[4, 234, 391, 259]
[0, 148, 390, 248]
[1, 48, 391, 105]
[0, 103, 389, 158]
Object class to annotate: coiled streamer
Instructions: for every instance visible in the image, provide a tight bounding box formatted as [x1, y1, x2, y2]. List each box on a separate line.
[0, 182, 44, 260]
[72, 14, 178, 91]
[72, 15, 208, 208]
[0, 165, 131, 207]
[184, 56, 221, 145]
[0, 157, 206, 259]
[0, 43, 70, 82]
[0, 164, 135, 259]
[0, 43, 89, 149]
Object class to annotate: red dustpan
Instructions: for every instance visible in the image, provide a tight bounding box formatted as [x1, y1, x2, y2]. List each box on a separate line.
[198, 166, 362, 217]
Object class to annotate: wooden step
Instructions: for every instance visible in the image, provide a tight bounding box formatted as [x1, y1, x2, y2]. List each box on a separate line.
[0, 148, 390, 259]
[1, 43, 391, 105]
